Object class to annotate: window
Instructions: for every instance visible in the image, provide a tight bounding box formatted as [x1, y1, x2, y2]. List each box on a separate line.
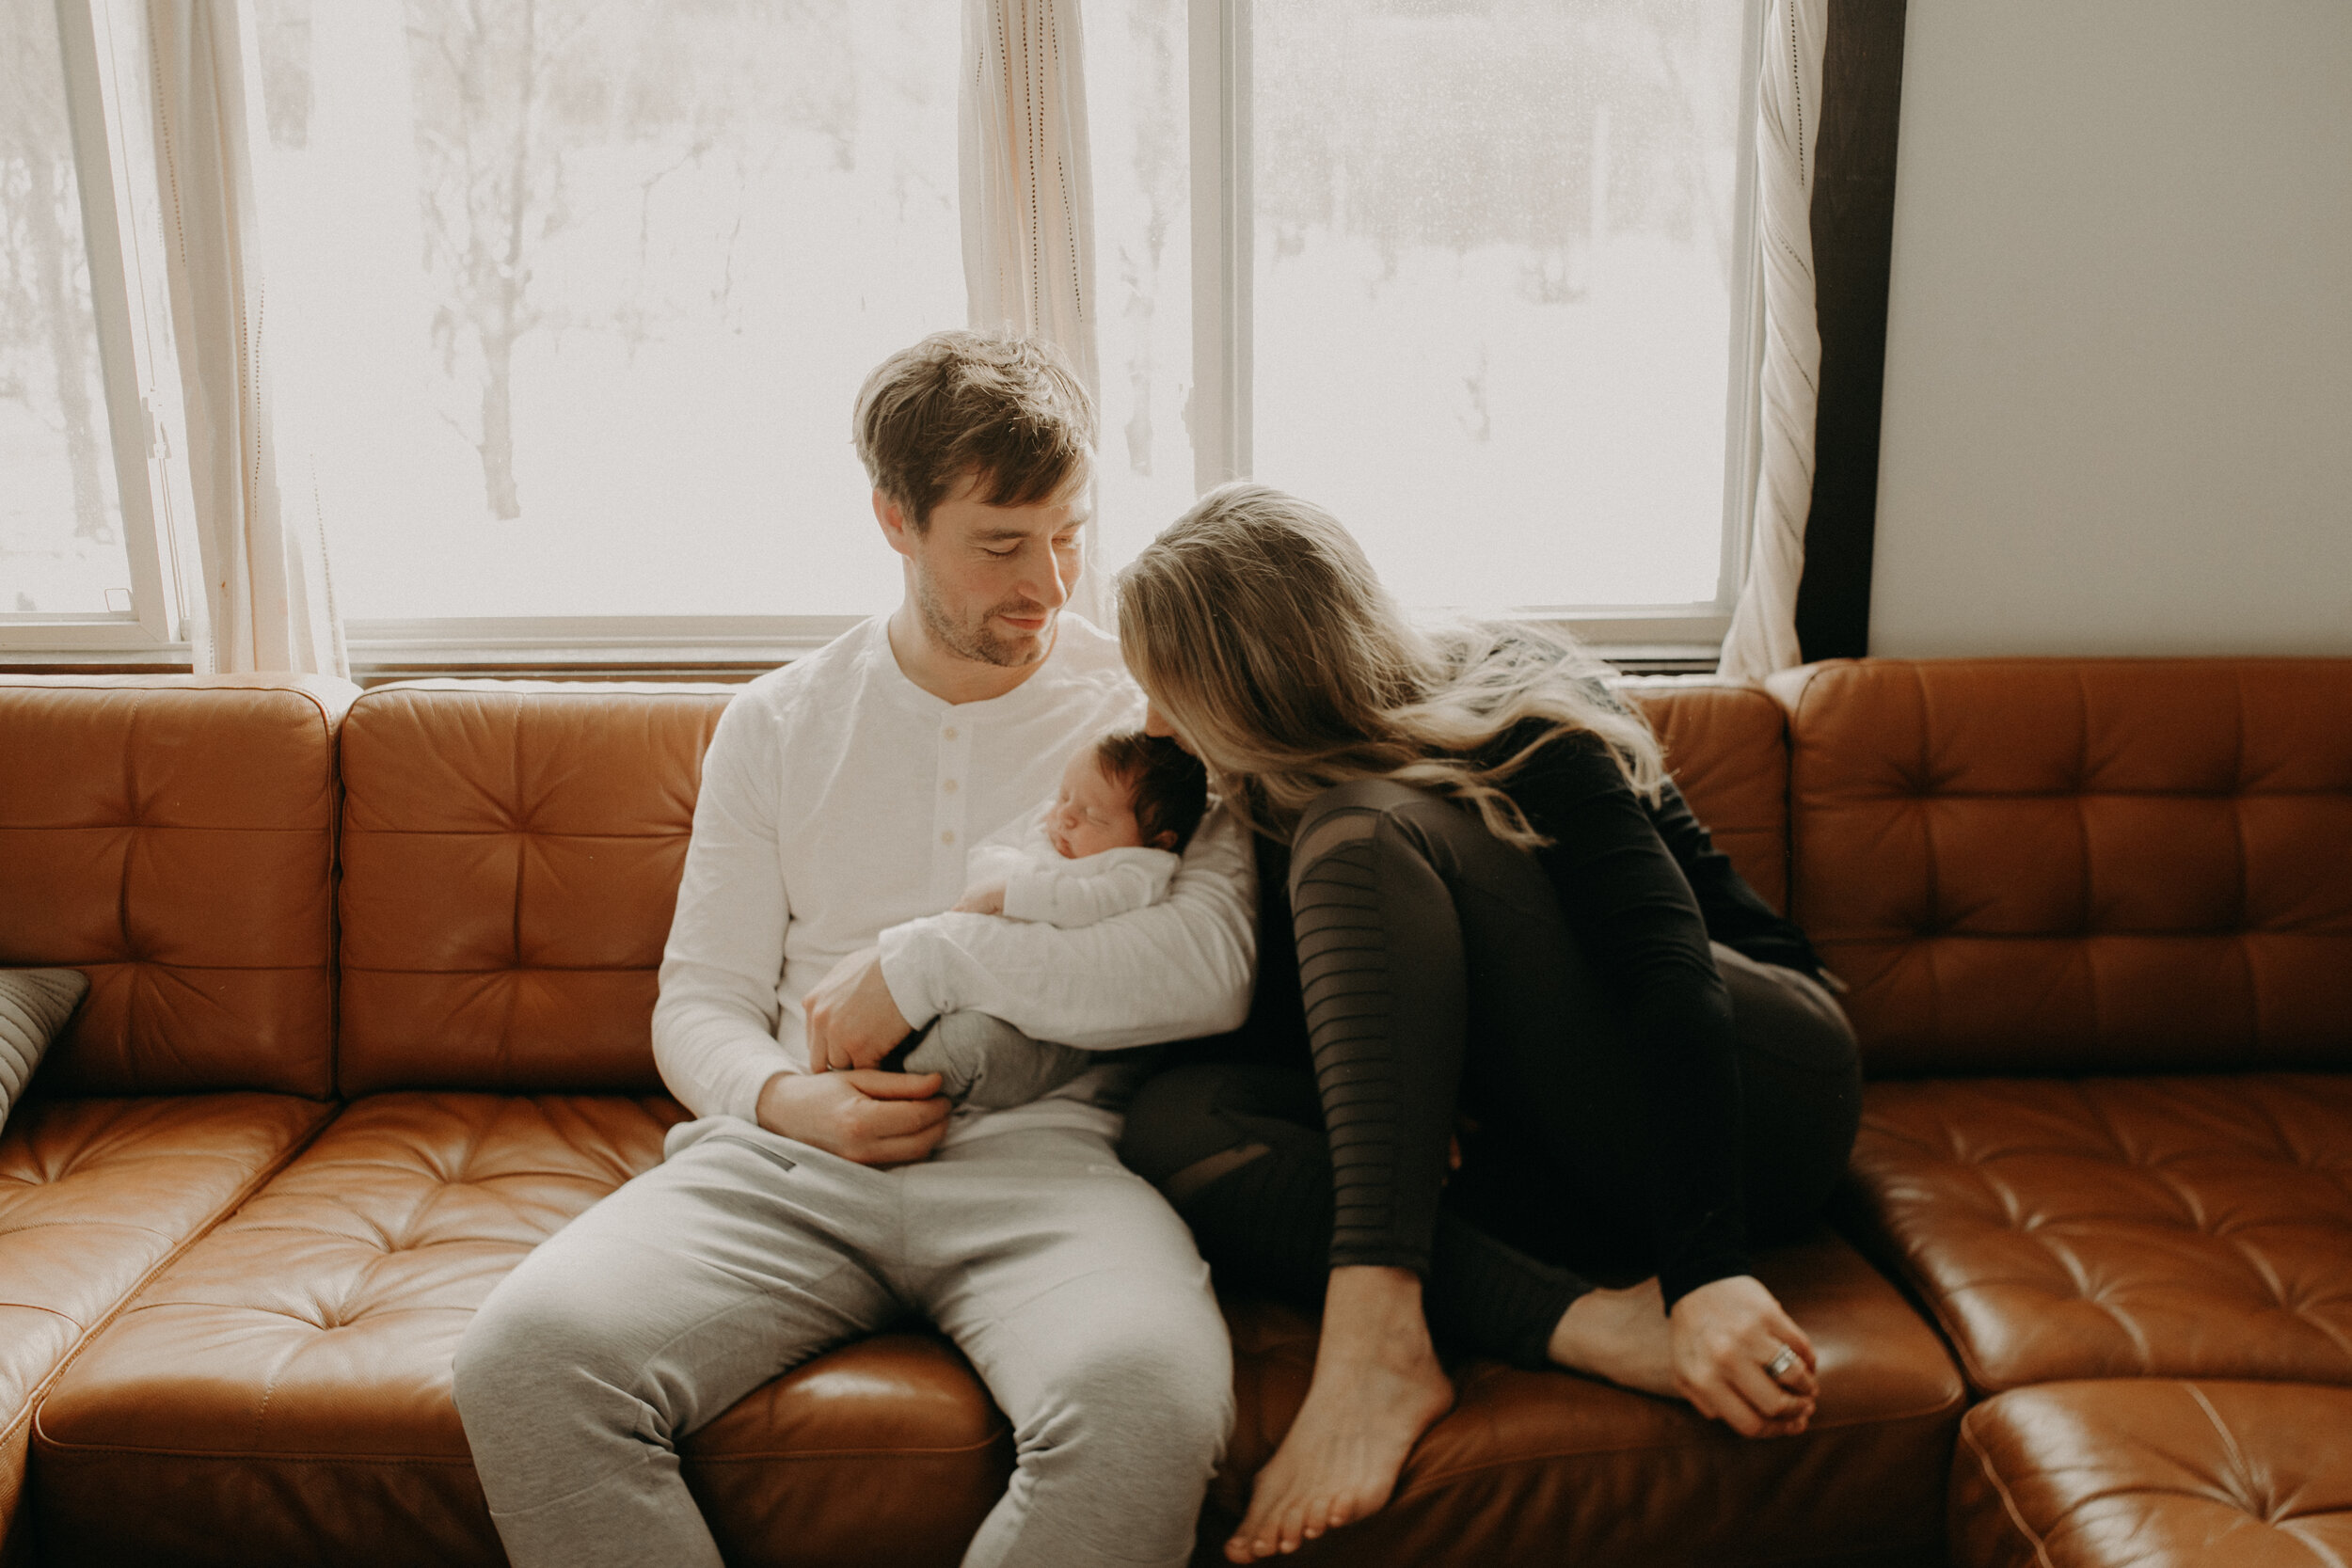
[8, 0, 1765, 666]
[0, 0, 184, 652]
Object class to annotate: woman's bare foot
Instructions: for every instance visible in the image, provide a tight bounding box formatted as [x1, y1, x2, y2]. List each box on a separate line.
[1548, 1277, 1679, 1398]
[1226, 1267, 1455, 1562]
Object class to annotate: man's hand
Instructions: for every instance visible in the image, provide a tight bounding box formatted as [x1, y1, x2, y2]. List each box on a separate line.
[1666, 1275, 1819, 1438]
[952, 879, 1008, 916]
[756, 1069, 950, 1165]
[804, 946, 913, 1072]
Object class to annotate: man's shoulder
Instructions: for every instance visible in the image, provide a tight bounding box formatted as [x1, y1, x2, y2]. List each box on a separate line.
[732, 619, 882, 713]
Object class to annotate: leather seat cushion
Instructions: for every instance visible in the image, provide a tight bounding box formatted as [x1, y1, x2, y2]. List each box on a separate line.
[0, 677, 354, 1097]
[1850, 1074, 2352, 1393]
[1949, 1381, 2352, 1568]
[0, 1093, 333, 1537]
[32, 1093, 1013, 1568]
[1211, 1231, 1964, 1567]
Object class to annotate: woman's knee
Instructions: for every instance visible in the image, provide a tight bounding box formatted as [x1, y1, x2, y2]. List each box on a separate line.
[1716, 950, 1865, 1238]
[1289, 779, 1447, 885]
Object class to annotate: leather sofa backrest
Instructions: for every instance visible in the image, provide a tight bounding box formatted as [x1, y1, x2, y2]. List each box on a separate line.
[0, 676, 353, 1097]
[1770, 658, 2352, 1076]
[337, 682, 732, 1094]
[1631, 682, 1791, 912]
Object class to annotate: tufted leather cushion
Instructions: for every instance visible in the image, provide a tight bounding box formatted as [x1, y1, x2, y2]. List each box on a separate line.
[1632, 681, 1792, 912]
[1949, 1380, 2352, 1568]
[32, 1092, 1021, 1568]
[0, 1093, 333, 1543]
[1770, 659, 2352, 1075]
[1211, 1232, 1964, 1566]
[0, 677, 355, 1097]
[1849, 1075, 2352, 1394]
[338, 683, 734, 1094]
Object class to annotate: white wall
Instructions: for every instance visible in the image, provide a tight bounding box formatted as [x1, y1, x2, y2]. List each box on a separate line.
[1868, 0, 2352, 657]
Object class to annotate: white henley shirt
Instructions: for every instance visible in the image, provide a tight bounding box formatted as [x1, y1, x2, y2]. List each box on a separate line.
[651, 613, 1258, 1147]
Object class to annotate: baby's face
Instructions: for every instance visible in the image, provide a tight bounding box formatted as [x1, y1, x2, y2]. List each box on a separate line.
[1047, 747, 1146, 859]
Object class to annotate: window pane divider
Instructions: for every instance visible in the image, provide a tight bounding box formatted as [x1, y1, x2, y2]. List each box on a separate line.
[50, 0, 186, 647]
[1187, 0, 1250, 491]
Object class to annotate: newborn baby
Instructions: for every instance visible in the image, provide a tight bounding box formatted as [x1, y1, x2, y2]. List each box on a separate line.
[897, 730, 1209, 1108]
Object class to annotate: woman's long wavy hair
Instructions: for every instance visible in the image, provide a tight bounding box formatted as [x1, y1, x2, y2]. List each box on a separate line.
[1116, 483, 1666, 849]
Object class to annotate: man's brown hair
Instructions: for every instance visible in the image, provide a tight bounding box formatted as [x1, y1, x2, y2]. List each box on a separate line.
[853, 331, 1095, 530]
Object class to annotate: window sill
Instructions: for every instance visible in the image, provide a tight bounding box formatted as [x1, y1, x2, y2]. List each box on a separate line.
[2, 610, 1725, 681]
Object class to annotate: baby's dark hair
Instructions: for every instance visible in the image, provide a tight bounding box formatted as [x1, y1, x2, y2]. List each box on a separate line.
[1094, 730, 1210, 853]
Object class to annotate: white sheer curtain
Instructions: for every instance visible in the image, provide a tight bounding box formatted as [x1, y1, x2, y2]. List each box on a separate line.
[1718, 0, 1827, 685]
[146, 0, 344, 677]
[959, 0, 1109, 622]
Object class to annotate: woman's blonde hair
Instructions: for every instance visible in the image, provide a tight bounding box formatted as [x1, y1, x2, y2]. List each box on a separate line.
[1115, 483, 1666, 849]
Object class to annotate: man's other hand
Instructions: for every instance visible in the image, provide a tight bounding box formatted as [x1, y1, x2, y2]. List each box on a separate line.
[756, 1069, 950, 1165]
[805, 946, 913, 1071]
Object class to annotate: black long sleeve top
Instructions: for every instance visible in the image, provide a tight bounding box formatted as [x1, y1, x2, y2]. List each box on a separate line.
[1499, 721, 1821, 1305]
[1222, 719, 1823, 1308]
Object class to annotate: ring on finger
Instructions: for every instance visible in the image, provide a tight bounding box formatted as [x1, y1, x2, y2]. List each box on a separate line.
[1763, 1344, 1799, 1381]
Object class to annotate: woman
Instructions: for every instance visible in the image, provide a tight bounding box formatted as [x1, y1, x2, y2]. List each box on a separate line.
[1113, 485, 1863, 1563]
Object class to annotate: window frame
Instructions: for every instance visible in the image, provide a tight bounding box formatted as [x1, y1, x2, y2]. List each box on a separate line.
[7, 0, 1770, 674]
[0, 0, 195, 658]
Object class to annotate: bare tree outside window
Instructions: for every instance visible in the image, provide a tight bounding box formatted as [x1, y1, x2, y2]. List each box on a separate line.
[386, 1, 840, 520]
[247, 0, 960, 616]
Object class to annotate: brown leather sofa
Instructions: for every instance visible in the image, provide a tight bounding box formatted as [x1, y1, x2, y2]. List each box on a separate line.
[2, 658, 2343, 1567]
[1771, 659, 2352, 1568]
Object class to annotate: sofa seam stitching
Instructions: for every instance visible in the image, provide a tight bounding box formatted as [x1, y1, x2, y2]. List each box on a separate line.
[29, 1100, 345, 1452]
[1962, 1419, 2058, 1568]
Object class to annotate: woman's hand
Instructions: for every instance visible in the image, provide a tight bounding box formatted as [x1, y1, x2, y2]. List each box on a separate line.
[1666, 1275, 1818, 1437]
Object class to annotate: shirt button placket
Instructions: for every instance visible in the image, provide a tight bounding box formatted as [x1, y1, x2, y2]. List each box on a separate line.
[937, 719, 971, 891]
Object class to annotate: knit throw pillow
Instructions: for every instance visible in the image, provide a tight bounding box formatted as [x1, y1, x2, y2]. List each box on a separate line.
[0, 968, 86, 1134]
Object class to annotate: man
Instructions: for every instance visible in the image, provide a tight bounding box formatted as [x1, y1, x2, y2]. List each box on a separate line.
[454, 332, 1255, 1568]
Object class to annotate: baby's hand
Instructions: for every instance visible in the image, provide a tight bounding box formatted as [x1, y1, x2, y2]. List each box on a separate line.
[952, 879, 1008, 916]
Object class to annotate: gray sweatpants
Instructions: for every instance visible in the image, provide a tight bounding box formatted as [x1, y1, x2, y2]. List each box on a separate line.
[454, 1120, 1233, 1568]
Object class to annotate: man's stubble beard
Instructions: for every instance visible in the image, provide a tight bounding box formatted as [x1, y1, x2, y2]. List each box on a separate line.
[914, 566, 1052, 670]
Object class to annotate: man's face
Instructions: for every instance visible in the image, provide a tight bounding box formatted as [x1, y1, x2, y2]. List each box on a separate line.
[887, 469, 1089, 671]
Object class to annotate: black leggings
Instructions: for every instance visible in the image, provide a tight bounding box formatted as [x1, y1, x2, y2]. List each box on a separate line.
[1119, 778, 1862, 1369]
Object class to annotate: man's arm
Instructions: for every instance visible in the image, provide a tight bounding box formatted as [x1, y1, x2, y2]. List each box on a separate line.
[653, 697, 797, 1121]
[873, 801, 1257, 1052]
[656, 697, 948, 1159]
